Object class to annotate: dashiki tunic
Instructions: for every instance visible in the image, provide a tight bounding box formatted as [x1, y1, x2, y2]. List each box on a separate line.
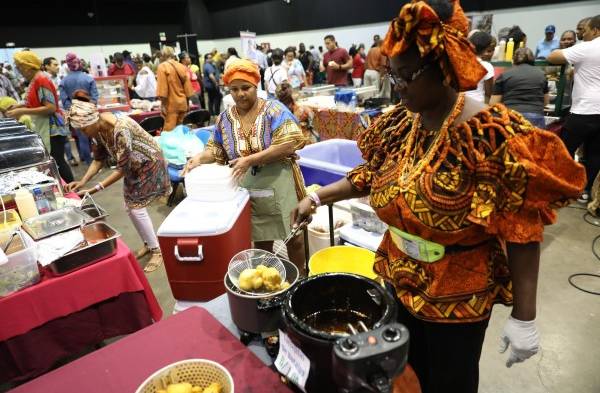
[95, 116, 171, 209]
[207, 99, 307, 241]
[348, 99, 585, 323]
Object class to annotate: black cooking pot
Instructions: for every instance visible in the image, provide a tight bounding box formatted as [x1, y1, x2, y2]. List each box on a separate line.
[225, 259, 299, 334]
[281, 273, 397, 393]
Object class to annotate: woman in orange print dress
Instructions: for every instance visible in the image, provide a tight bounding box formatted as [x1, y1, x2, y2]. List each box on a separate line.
[292, 1, 585, 392]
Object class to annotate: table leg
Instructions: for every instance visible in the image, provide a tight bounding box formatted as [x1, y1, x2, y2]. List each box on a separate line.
[303, 229, 309, 274]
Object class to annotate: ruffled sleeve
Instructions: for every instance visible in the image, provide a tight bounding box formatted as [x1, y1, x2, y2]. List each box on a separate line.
[267, 100, 306, 151]
[347, 106, 409, 191]
[206, 113, 229, 165]
[467, 106, 585, 243]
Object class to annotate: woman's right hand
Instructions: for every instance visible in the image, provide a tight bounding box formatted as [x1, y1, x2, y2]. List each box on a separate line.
[181, 154, 202, 176]
[64, 180, 84, 193]
[291, 197, 315, 229]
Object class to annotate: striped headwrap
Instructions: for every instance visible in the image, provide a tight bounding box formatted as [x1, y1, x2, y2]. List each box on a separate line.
[66, 100, 99, 129]
[382, 0, 485, 91]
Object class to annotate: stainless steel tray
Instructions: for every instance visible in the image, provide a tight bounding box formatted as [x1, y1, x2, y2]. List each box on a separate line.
[22, 207, 93, 240]
[80, 193, 109, 221]
[48, 222, 121, 276]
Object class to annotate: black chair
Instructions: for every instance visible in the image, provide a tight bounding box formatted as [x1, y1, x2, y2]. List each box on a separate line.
[182, 109, 211, 128]
[139, 116, 164, 136]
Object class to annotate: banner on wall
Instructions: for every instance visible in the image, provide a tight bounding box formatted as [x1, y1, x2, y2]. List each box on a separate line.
[240, 31, 257, 60]
[467, 13, 494, 34]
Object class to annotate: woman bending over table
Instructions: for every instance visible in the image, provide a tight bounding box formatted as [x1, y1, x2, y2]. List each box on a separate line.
[293, 1, 585, 392]
[64, 99, 171, 273]
[184, 59, 308, 276]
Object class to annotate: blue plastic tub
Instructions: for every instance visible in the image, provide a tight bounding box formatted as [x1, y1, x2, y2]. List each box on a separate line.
[297, 139, 365, 186]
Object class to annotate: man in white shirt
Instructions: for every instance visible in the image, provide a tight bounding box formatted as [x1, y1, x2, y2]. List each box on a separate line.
[263, 49, 288, 97]
[548, 15, 600, 200]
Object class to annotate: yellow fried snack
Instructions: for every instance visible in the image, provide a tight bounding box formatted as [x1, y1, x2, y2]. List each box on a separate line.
[167, 382, 193, 393]
[191, 387, 202, 393]
[238, 268, 258, 291]
[279, 281, 290, 290]
[202, 382, 223, 393]
[262, 267, 282, 291]
[256, 264, 268, 273]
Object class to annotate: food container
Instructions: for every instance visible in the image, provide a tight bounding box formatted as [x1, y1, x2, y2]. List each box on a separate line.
[184, 164, 239, 202]
[0, 231, 39, 297]
[47, 222, 120, 275]
[350, 200, 387, 234]
[225, 258, 299, 334]
[309, 246, 377, 280]
[78, 193, 108, 221]
[22, 207, 92, 240]
[297, 139, 365, 187]
[281, 273, 396, 392]
[0, 132, 49, 170]
[135, 359, 234, 393]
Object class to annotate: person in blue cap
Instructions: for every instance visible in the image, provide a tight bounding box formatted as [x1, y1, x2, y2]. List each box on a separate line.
[535, 24, 559, 59]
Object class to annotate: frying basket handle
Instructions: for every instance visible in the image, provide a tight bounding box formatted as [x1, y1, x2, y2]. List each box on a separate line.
[174, 244, 204, 262]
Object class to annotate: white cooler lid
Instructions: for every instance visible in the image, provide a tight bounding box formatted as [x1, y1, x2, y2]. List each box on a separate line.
[157, 189, 249, 237]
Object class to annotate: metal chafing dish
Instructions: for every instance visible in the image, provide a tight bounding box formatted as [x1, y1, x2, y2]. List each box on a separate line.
[47, 222, 120, 275]
[300, 84, 337, 97]
[22, 207, 93, 240]
[79, 193, 109, 221]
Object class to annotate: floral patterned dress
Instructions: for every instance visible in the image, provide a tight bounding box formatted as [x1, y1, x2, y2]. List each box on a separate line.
[348, 99, 585, 323]
[95, 116, 171, 209]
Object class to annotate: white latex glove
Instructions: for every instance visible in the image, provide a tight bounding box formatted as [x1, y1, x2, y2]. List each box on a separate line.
[499, 315, 540, 368]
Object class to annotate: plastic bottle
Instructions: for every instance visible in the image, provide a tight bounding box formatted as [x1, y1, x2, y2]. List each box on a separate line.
[349, 94, 358, 111]
[14, 188, 38, 220]
[32, 188, 50, 214]
[497, 39, 507, 61]
[491, 44, 501, 62]
[505, 38, 515, 62]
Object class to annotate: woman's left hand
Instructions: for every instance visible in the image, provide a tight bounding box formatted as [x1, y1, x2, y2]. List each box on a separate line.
[229, 156, 253, 182]
[6, 107, 26, 120]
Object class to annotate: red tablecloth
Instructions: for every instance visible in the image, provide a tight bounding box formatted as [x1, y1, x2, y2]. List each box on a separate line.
[11, 307, 292, 393]
[0, 239, 162, 342]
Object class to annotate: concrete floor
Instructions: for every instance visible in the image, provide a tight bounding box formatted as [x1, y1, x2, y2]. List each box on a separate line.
[80, 163, 600, 393]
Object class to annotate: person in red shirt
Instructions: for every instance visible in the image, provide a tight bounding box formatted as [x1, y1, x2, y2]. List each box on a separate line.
[351, 44, 366, 87]
[107, 52, 135, 77]
[179, 51, 202, 107]
[320, 35, 352, 86]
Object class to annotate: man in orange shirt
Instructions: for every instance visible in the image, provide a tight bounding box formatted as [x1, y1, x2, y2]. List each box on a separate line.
[156, 46, 195, 131]
[364, 37, 386, 92]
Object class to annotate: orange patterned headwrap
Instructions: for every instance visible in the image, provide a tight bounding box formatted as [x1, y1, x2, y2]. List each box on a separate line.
[223, 58, 261, 87]
[382, 0, 485, 92]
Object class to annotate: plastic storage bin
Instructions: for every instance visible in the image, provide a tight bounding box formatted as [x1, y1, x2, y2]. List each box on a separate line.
[297, 139, 365, 186]
[0, 231, 39, 297]
[157, 190, 251, 301]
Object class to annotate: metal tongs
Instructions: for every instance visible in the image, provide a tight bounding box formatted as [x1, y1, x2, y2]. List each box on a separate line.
[80, 192, 102, 218]
[273, 219, 309, 257]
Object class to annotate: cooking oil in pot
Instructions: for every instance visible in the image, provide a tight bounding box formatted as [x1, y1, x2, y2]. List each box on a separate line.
[302, 309, 372, 336]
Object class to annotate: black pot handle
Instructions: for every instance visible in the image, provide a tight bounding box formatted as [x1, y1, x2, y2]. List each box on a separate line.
[257, 295, 283, 311]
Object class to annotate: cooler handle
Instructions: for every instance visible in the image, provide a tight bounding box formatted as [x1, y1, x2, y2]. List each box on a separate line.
[174, 241, 204, 262]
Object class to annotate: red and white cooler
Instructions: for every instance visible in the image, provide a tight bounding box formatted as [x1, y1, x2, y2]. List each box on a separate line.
[157, 189, 251, 301]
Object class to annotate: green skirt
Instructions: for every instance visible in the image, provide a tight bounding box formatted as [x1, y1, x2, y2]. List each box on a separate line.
[241, 161, 299, 242]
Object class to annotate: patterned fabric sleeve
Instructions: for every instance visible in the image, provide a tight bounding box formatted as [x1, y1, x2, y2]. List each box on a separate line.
[113, 127, 133, 171]
[347, 105, 409, 191]
[269, 101, 306, 150]
[206, 113, 229, 165]
[466, 106, 586, 243]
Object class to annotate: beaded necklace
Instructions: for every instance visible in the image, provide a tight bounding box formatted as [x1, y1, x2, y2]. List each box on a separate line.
[398, 93, 465, 191]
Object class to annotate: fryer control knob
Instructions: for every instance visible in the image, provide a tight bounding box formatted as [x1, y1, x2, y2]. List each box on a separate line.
[340, 338, 359, 355]
[382, 327, 401, 342]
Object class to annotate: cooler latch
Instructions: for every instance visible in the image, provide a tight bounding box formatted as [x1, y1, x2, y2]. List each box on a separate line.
[174, 238, 204, 262]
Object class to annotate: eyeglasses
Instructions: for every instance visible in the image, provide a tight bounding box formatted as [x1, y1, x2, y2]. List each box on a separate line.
[387, 63, 432, 86]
